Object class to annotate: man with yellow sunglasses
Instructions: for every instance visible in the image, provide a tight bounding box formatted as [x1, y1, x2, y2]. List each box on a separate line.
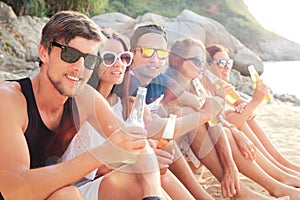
[114, 24, 216, 200]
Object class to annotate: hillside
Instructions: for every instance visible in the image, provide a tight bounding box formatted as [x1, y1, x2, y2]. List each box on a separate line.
[102, 0, 300, 61]
[1, 0, 300, 61]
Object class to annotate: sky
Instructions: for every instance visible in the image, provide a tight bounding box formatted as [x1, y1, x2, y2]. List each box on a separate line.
[243, 0, 300, 44]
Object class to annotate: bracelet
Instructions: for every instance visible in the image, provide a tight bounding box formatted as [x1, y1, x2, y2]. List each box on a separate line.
[142, 196, 163, 200]
[247, 113, 256, 120]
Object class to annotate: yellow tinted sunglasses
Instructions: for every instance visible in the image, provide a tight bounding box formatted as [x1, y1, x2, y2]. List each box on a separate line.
[137, 47, 169, 60]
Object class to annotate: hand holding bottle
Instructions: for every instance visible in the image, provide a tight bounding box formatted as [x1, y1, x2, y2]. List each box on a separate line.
[157, 114, 176, 174]
[251, 80, 268, 106]
[148, 139, 175, 174]
[248, 65, 271, 102]
[125, 87, 147, 137]
[221, 81, 240, 104]
[90, 128, 147, 166]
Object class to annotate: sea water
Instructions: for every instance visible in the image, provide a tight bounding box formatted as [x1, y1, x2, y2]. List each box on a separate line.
[261, 61, 300, 99]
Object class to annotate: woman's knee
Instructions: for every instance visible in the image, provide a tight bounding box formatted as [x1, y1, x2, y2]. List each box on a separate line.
[99, 172, 142, 199]
[47, 185, 85, 200]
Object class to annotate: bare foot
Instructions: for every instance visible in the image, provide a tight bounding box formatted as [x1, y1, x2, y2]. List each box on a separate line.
[269, 186, 300, 200]
[233, 184, 289, 200]
[282, 175, 300, 188]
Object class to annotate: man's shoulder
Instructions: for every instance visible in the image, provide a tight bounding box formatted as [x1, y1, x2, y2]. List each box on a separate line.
[1, 80, 26, 105]
[0, 81, 28, 129]
[0, 80, 23, 99]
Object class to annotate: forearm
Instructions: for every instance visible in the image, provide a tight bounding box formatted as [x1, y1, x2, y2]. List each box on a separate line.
[7, 152, 101, 200]
[177, 91, 200, 111]
[210, 125, 236, 172]
[147, 109, 208, 140]
[226, 100, 258, 128]
[175, 111, 208, 138]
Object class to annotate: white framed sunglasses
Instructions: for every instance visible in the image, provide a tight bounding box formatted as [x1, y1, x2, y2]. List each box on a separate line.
[213, 59, 233, 69]
[101, 51, 133, 67]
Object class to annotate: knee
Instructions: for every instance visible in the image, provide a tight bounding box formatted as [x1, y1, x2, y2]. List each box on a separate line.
[47, 186, 85, 200]
[100, 173, 143, 199]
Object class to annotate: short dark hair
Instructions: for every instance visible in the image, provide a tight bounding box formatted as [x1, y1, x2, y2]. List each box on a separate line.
[40, 11, 105, 53]
[130, 24, 167, 50]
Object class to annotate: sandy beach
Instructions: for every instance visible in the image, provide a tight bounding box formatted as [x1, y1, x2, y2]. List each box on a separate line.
[195, 102, 300, 199]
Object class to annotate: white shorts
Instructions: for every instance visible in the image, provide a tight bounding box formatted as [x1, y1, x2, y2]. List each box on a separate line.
[78, 176, 104, 200]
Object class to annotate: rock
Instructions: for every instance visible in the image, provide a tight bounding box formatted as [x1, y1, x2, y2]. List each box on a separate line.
[233, 47, 264, 75]
[0, 2, 17, 21]
[274, 94, 300, 106]
[92, 10, 264, 75]
[0, 54, 38, 81]
[247, 34, 300, 61]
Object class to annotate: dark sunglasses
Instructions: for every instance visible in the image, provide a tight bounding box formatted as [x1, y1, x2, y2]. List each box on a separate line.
[52, 42, 102, 70]
[136, 47, 169, 60]
[184, 57, 205, 68]
[101, 51, 133, 67]
[213, 59, 233, 69]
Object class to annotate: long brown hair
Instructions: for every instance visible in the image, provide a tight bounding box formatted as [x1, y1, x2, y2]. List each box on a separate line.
[87, 28, 131, 120]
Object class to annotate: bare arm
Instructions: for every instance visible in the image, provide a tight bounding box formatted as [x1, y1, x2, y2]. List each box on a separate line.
[177, 91, 203, 111]
[0, 84, 146, 200]
[0, 85, 103, 200]
[226, 82, 268, 128]
[146, 106, 210, 140]
[208, 124, 240, 198]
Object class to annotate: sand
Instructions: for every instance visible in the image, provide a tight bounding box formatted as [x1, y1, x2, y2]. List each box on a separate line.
[194, 102, 300, 199]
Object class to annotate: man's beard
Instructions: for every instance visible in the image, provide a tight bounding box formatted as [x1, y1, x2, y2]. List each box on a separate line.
[48, 73, 88, 97]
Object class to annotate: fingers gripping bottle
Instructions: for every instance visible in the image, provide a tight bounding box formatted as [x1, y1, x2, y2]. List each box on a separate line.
[125, 87, 147, 132]
[191, 78, 207, 108]
[221, 80, 240, 104]
[123, 87, 148, 164]
[202, 69, 239, 104]
[157, 114, 177, 174]
[248, 65, 271, 102]
[202, 70, 225, 126]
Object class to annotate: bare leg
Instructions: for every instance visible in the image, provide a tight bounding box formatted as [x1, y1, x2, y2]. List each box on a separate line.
[239, 121, 300, 177]
[190, 125, 279, 199]
[161, 169, 195, 200]
[226, 131, 300, 199]
[98, 170, 143, 200]
[198, 140, 281, 200]
[47, 186, 85, 200]
[169, 143, 213, 200]
[248, 138, 300, 187]
[248, 118, 300, 173]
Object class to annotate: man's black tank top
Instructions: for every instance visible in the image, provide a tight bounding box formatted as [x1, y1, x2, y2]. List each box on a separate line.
[1, 77, 80, 200]
[0, 78, 79, 199]
[1, 78, 79, 199]
[18, 78, 79, 168]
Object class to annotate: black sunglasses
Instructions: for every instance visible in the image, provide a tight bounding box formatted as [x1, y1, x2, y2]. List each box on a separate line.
[213, 59, 233, 69]
[184, 56, 205, 68]
[52, 42, 102, 70]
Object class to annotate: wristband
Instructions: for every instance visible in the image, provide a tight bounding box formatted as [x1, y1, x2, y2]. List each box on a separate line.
[142, 196, 163, 200]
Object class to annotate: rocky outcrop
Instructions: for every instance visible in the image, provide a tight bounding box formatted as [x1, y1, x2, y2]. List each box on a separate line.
[249, 34, 300, 61]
